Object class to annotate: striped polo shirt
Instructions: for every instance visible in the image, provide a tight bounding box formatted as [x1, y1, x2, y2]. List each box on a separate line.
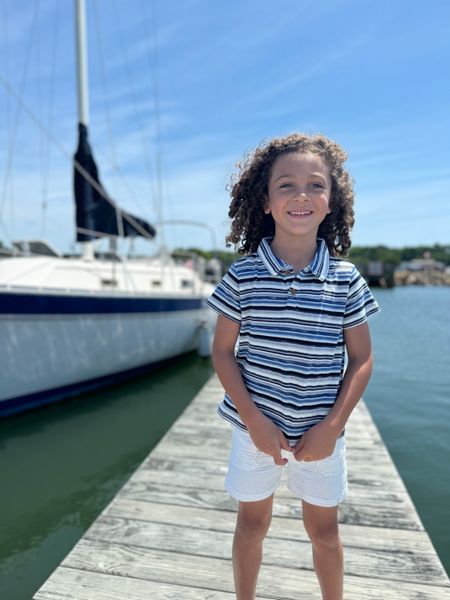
[207, 237, 380, 442]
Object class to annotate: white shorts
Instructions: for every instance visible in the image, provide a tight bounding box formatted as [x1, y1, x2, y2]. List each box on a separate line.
[225, 428, 348, 508]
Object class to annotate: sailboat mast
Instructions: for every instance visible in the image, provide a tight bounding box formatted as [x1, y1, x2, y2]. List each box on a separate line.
[75, 0, 89, 127]
[74, 0, 93, 260]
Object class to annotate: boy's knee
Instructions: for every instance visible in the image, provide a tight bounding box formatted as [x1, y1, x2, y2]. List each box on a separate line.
[235, 512, 271, 541]
[306, 524, 340, 550]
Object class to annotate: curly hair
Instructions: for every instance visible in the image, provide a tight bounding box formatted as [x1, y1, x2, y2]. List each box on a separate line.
[225, 133, 355, 256]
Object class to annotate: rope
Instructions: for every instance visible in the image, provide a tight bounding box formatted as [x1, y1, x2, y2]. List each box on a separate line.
[0, 1, 12, 243]
[142, 0, 163, 220]
[92, 0, 117, 170]
[0, 0, 41, 224]
[143, 0, 169, 249]
[91, 0, 149, 219]
[40, 0, 61, 238]
[111, 0, 157, 207]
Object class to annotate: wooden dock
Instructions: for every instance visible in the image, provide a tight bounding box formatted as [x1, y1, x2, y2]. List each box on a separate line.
[34, 374, 450, 599]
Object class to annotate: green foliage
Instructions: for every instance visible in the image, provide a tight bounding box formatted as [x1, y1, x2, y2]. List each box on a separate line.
[348, 244, 450, 267]
[174, 244, 450, 270]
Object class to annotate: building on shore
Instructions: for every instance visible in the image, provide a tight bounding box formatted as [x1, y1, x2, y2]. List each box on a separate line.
[394, 255, 450, 286]
[353, 260, 395, 288]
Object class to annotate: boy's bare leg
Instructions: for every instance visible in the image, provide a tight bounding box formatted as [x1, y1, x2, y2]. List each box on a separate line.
[233, 495, 274, 600]
[302, 501, 343, 600]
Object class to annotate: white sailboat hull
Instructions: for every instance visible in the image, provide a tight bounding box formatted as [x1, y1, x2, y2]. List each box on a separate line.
[0, 294, 213, 416]
[0, 247, 218, 418]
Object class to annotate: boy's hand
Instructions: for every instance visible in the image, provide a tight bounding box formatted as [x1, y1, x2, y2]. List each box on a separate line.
[292, 421, 339, 462]
[245, 412, 291, 466]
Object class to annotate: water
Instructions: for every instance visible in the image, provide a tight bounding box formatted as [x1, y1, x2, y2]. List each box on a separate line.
[364, 286, 450, 573]
[0, 287, 449, 598]
[0, 353, 214, 600]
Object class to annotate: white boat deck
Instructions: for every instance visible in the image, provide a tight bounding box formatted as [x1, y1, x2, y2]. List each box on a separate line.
[34, 374, 450, 599]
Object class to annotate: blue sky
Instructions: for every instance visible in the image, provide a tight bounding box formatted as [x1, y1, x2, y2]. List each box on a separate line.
[0, 0, 449, 254]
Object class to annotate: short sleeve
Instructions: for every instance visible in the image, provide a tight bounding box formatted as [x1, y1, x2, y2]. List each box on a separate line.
[207, 262, 241, 323]
[342, 267, 380, 329]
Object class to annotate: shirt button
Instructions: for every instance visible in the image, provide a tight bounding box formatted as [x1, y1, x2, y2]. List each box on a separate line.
[290, 287, 296, 295]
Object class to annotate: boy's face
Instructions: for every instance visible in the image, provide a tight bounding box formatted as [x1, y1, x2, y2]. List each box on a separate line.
[265, 152, 331, 242]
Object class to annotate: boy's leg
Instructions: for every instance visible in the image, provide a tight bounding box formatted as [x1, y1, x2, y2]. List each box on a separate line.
[233, 494, 274, 600]
[302, 500, 343, 600]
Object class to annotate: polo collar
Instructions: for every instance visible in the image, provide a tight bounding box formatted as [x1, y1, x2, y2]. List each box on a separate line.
[257, 237, 330, 281]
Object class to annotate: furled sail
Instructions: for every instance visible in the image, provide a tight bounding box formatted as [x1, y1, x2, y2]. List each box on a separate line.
[74, 123, 156, 241]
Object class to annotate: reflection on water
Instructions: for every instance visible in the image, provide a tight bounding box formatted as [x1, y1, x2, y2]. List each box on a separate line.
[0, 352, 214, 600]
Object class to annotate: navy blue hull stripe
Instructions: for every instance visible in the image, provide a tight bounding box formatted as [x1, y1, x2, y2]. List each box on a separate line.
[0, 292, 204, 314]
[0, 352, 192, 418]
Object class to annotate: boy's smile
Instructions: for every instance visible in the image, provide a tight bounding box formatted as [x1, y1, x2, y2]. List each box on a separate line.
[265, 152, 331, 243]
[287, 209, 313, 219]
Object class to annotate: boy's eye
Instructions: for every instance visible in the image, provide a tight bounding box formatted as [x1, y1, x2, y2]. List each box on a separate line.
[311, 183, 324, 189]
[279, 183, 293, 189]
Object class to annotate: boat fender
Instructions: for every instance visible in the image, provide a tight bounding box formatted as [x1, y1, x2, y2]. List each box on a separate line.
[197, 320, 213, 358]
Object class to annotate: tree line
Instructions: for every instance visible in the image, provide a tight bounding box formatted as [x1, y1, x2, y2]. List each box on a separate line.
[174, 243, 450, 271]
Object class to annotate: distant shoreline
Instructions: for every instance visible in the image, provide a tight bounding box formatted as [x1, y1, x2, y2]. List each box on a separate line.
[394, 270, 450, 286]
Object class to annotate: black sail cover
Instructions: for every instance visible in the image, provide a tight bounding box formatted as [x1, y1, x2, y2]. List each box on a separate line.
[74, 123, 156, 241]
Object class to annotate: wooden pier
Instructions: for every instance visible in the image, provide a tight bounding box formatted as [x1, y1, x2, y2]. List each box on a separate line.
[34, 374, 450, 599]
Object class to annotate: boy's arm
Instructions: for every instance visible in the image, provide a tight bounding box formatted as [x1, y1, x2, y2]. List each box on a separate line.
[212, 314, 290, 465]
[293, 321, 373, 461]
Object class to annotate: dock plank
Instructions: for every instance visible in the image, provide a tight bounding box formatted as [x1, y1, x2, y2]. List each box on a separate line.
[105, 498, 437, 556]
[33, 567, 243, 600]
[40, 540, 449, 600]
[34, 374, 450, 599]
[82, 515, 445, 584]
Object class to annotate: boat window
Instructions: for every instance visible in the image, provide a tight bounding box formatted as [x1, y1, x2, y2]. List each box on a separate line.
[151, 280, 161, 287]
[13, 240, 61, 257]
[181, 279, 193, 289]
[101, 279, 118, 287]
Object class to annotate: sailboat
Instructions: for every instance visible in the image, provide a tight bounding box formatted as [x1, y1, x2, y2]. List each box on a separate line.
[0, 0, 216, 418]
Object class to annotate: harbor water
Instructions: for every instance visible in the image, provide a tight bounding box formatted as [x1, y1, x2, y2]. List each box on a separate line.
[0, 353, 215, 600]
[364, 286, 450, 572]
[0, 286, 449, 599]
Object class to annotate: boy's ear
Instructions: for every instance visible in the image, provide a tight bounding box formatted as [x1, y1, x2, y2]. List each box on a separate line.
[263, 195, 271, 215]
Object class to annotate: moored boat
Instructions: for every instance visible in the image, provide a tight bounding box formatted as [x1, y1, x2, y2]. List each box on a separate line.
[0, 244, 214, 417]
[0, 0, 216, 417]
